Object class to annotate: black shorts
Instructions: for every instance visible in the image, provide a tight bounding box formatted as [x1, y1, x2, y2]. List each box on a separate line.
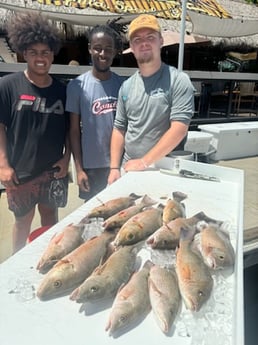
[79, 167, 110, 201]
[6, 170, 68, 217]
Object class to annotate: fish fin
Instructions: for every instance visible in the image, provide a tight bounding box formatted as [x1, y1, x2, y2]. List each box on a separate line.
[118, 282, 127, 292]
[99, 247, 113, 265]
[53, 258, 72, 268]
[69, 287, 80, 301]
[51, 232, 66, 245]
[78, 215, 90, 225]
[149, 278, 162, 297]
[93, 260, 108, 275]
[88, 235, 99, 241]
[140, 194, 157, 207]
[193, 211, 223, 226]
[105, 319, 111, 332]
[172, 191, 187, 202]
[96, 196, 105, 205]
[129, 192, 142, 200]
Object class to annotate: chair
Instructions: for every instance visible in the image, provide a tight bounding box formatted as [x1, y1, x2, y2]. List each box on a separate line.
[27, 225, 51, 243]
[236, 82, 258, 115]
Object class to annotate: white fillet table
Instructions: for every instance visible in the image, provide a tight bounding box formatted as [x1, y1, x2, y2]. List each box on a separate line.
[0, 159, 244, 345]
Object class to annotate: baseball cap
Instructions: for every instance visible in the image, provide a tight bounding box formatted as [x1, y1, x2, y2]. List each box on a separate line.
[128, 14, 161, 39]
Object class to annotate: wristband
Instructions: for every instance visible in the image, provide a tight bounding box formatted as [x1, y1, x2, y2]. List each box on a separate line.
[110, 167, 120, 170]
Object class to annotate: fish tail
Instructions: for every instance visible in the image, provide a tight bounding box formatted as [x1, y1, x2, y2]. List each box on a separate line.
[140, 194, 157, 207]
[172, 191, 187, 202]
[194, 211, 223, 226]
[157, 203, 165, 211]
[130, 192, 142, 200]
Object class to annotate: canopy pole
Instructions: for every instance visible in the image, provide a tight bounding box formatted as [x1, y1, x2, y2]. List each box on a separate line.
[178, 0, 187, 71]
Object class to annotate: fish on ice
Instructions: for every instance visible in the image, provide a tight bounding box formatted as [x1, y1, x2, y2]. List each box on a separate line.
[176, 227, 213, 312]
[193, 222, 235, 270]
[69, 244, 139, 303]
[105, 260, 152, 336]
[147, 211, 223, 250]
[36, 231, 115, 301]
[103, 194, 156, 231]
[83, 193, 142, 221]
[162, 191, 187, 224]
[36, 223, 85, 274]
[113, 205, 163, 247]
[149, 264, 181, 333]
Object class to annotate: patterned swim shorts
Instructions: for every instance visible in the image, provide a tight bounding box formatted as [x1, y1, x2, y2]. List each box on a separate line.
[6, 170, 68, 217]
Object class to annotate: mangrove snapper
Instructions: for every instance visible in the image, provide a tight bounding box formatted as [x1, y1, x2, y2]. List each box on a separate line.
[103, 195, 156, 231]
[36, 223, 85, 274]
[36, 231, 115, 301]
[105, 260, 152, 336]
[84, 193, 142, 220]
[113, 206, 163, 247]
[69, 244, 138, 303]
[149, 265, 181, 333]
[162, 191, 187, 224]
[176, 227, 213, 312]
[147, 211, 222, 250]
[193, 222, 235, 270]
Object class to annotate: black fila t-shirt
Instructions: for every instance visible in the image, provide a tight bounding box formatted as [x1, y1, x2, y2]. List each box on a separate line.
[0, 71, 69, 182]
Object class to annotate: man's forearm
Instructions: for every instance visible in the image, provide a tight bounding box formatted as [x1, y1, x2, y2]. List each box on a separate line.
[110, 128, 125, 168]
[0, 124, 10, 168]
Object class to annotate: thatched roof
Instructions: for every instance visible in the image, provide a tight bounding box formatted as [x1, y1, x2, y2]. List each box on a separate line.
[0, 0, 257, 50]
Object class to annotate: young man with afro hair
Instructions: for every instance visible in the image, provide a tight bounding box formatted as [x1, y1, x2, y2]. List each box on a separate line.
[0, 12, 70, 253]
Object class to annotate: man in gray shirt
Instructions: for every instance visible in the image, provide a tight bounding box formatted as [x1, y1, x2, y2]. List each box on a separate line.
[108, 14, 195, 184]
[66, 25, 124, 200]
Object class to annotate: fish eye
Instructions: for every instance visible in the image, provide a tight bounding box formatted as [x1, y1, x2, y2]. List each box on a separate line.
[198, 290, 204, 297]
[218, 255, 225, 260]
[54, 280, 62, 288]
[127, 233, 134, 240]
[90, 286, 99, 293]
[119, 315, 128, 323]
